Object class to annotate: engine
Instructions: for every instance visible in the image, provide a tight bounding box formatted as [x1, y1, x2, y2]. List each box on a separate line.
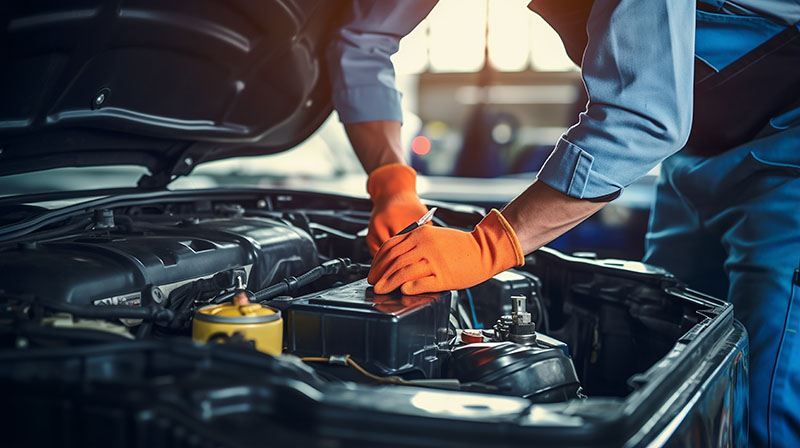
[0, 197, 581, 403]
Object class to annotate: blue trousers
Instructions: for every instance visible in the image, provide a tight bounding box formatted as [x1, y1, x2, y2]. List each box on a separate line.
[644, 125, 800, 447]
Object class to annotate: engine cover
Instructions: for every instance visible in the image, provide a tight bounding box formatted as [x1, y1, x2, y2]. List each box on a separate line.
[0, 217, 318, 307]
[283, 280, 452, 379]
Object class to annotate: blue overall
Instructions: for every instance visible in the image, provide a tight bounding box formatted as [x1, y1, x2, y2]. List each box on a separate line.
[645, 5, 800, 447]
[645, 123, 800, 448]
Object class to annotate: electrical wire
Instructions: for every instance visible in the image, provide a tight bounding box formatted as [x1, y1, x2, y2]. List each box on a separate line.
[34, 300, 174, 322]
[0, 217, 93, 250]
[300, 355, 496, 393]
[250, 258, 367, 303]
[299, 357, 329, 363]
[300, 355, 411, 385]
[465, 288, 483, 329]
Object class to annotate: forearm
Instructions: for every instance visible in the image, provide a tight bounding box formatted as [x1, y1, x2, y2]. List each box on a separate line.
[345, 120, 405, 174]
[501, 180, 608, 254]
[500, 0, 692, 255]
[537, 0, 694, 199]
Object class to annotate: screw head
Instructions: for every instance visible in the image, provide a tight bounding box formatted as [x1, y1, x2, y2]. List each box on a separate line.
[184, 157, 193, 166]
[91, 88, 111, 110]
[150, 287, 165, 304]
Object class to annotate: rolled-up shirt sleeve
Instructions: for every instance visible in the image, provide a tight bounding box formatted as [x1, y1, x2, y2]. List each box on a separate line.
[327, 0, 437, 124]
[536, 0, 696, 199]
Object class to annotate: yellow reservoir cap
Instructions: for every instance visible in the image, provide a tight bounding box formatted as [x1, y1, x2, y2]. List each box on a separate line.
[200, 303, 276, 318]
[192, 302, 283, 355]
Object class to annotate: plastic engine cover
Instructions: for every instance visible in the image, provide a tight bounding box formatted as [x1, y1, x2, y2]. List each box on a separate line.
[283, 280, 452, 379]
[0, 217, 319, 307]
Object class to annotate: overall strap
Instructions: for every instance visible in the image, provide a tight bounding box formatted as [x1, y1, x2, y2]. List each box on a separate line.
[528, 0, 800, 155]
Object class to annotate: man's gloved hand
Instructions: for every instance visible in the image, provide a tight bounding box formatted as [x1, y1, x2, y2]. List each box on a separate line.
[366, 164, 428, 255]
[368, 209, 524, 295]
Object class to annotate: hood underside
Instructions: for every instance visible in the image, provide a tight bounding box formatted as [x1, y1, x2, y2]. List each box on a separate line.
[0, 0, 340, 186]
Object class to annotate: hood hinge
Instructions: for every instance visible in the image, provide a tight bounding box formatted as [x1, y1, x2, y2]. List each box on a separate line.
[137, 143, 210, 189]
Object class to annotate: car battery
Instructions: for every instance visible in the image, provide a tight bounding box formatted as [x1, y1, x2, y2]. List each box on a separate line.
[282, 279, 452, 379]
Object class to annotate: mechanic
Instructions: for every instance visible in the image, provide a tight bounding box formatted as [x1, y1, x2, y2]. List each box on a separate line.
[327, 1, 800, 446]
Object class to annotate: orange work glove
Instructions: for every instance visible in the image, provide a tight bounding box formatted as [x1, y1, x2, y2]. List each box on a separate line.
[368, 209, 524, 295]
[366, 164, 429, 255]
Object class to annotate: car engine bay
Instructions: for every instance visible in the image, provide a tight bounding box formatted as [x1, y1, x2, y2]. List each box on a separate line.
[0, 189, 734, 446]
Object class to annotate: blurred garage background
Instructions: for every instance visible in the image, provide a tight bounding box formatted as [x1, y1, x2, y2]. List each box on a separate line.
[0, 0, 659, 260]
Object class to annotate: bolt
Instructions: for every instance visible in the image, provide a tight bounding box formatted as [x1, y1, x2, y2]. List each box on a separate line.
[305, 99, 313, 108]
[256, 199, 267, 209]
[184, 157, 193, 166]
[151, 287, 165, 304]
[92, 88, 110, 109]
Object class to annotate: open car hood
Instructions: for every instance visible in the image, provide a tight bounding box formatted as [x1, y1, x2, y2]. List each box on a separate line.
[0, 1, 340, 187]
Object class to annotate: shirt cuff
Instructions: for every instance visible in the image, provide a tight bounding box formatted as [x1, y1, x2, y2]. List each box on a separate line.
[536, 137, 623, 200]
[333, 85, 403, 124]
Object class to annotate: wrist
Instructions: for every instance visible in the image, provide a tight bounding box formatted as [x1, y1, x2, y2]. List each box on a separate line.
[501, 181, 608, 254]
[367, 164, 419, 201]
[344, 121, 405, 174]
[474, 209, 525, 269]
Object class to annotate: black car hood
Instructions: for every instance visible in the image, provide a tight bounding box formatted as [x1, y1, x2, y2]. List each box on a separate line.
[0, 1, 342, 187]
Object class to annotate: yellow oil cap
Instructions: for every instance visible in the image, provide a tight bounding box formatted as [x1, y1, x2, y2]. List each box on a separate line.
[192, 302, 283, 355]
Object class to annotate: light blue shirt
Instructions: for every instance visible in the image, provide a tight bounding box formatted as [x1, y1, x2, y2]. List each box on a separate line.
[326, 0, 790, 199]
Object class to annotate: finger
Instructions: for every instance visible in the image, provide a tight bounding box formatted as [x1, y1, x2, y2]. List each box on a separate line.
[366, 232, 381, 256]
[381, 258, 430, 287]
[400, 275, 439, 295]
[368, 236, 414, 283]
[367, 230, 406, 277]
[368, 247, 415, 285]
[374, 261, 432, 294]
[370, 250, 424, 287]
[375, 231, 409, 258]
